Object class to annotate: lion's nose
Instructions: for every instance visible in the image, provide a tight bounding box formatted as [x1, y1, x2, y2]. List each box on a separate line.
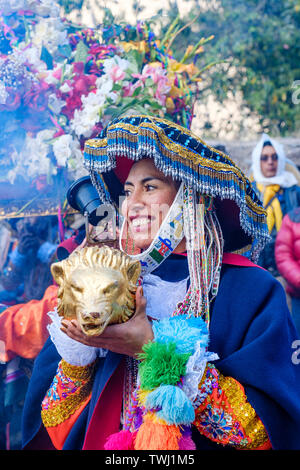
[90, 311, 100, 319]
[82, 311, 100, 320]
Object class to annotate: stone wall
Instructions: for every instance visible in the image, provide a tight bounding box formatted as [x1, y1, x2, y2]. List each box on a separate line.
[208, 137, 300, 176]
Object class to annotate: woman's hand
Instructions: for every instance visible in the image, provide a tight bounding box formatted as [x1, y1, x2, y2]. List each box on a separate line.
[60, 286, 154, 358]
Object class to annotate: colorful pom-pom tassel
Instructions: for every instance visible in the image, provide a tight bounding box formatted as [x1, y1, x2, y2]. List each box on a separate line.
[145, 384, 195, 425]
[152, 317, 209, 355]
[178, 435, 196, 450]
[134, 415, 182, 450]
[104, 430, 135, 450]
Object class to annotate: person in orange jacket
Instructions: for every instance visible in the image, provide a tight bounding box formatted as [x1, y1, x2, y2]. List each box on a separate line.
[0, 230, 85, 363]
[0, 230, 84, 449]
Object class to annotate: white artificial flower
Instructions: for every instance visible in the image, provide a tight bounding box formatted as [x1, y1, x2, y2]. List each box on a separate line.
[52, 133, 86, 180]
[0, 0, 26, 15]
[0, 81, 8, 104]
[36, 129, 56, 143]
[35, 0, 60, 17]
[59, 82, 72, 93]
[0, 0, 60, 16]
[48, 93, 65, 114]
[21, 45, 46, 72]
[52, 134, 73, 167]
[44, 64, 73, 86]
[70, 73, 119, 138]
[103, 56, 130, 74]
[10, 130, 56, 182]
[32, 18, 68, 55]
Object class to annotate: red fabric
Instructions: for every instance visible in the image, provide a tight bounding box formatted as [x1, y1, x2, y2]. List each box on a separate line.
[178, 251, 263, 269]
[47, 395, 92, 450]
[57, 236, 79, 255]
[82, 359, 125, 450]
[0, 284, 58, 362]
[275, 212, 300, 297]
[114, 156, 135, 184]
[222, 252, 263, 269]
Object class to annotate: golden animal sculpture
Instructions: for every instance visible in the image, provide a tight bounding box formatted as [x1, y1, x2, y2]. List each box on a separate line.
[51, 245, 141, 336]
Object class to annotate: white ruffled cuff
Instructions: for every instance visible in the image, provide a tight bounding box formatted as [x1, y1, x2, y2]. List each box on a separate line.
[181, 340, 218, 404]
[47, 309, 100, 366]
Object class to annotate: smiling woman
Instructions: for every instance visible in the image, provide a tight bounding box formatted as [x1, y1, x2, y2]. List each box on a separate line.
[22, 115, 300, 451]
[122, 158, 183, 252]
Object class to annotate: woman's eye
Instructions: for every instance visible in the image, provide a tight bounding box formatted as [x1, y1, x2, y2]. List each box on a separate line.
[145, 184, 156, 191]
[123, 189, 131, 197]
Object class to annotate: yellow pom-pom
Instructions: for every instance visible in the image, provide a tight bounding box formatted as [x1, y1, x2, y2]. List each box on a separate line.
[137, 389, 151, 407]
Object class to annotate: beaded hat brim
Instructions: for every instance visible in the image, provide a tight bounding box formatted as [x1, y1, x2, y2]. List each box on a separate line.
[83, 115, 270, 260]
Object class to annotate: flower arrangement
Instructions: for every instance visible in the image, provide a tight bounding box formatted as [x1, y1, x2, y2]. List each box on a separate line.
[0, 0, 215, 214]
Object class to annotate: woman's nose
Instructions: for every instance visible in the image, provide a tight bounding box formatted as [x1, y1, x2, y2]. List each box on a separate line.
[127, 188, 145, 210]
[122, 188, 145, 216]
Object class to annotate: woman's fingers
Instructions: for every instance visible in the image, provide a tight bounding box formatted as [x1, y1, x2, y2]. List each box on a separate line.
[58, 286, 153, 356]
[134, 286, 147, 317]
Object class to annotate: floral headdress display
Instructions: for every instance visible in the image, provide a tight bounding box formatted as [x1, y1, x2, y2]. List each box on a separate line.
[83, 114, 269, 450]
[0, 1, 214, 219]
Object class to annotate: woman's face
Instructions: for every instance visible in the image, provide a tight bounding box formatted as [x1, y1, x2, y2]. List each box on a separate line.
[121, 158, 181, 251]
[260, 145, 278, 178]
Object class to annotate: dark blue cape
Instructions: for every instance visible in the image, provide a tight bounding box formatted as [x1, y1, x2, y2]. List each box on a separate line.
[22, 255, 300, 450]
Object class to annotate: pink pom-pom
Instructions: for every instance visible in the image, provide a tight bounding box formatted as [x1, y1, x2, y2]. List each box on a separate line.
[178, 435, 196, 450]
[104, 430, 135, 450]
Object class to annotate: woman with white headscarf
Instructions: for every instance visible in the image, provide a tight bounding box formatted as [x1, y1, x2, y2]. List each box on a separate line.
[251, 133, 300, 276]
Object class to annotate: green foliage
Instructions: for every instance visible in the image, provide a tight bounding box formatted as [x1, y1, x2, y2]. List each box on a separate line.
[57, 0, 84, 14]
[140, 0, 300, 135]
[179, 0, 300, 135]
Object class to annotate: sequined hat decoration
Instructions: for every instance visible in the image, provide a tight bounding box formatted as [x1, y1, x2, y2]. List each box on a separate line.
[83, 114, 269, 261]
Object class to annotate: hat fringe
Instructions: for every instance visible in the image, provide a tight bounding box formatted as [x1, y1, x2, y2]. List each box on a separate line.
[84, 115, 270, 261]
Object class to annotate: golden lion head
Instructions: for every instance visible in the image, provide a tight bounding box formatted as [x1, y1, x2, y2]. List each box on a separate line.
[51, 245, 141, 336]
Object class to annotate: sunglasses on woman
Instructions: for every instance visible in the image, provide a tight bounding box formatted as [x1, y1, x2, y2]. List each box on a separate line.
[260, 154, 278, 162]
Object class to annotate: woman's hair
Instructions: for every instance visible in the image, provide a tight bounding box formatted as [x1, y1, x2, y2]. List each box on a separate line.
[262, 140, 273, 148]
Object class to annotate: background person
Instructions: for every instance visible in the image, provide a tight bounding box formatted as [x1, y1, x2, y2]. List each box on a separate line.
[251, 133, 300, 277]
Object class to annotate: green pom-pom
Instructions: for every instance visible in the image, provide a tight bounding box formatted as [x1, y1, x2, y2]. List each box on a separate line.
[138, 342, 191, 390]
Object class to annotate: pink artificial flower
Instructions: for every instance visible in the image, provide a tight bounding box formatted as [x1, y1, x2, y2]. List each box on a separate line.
[73, 77, 89, 94]
[53, 128, 66, 138]
[23, 82, 50, 111]
[71, 62, 97, 95]
[154, 76, 171, 106]
[142, 64, 166, 84]
[73, 62, 85, 74]
[31, 175, 48, 191]
[61, 94, 83, 120]
[109, 65, 126, 82]
[52, 68, 62, 81]
[90, 122, 104, 138]
[123, 81, 141, 97]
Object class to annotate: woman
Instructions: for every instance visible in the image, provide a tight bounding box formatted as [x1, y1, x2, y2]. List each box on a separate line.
[22, 115, 300, 450]
[251, 133, 300, 276]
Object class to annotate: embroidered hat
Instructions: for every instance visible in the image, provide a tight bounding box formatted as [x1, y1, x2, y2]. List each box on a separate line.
[83, 114, 269, 260]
